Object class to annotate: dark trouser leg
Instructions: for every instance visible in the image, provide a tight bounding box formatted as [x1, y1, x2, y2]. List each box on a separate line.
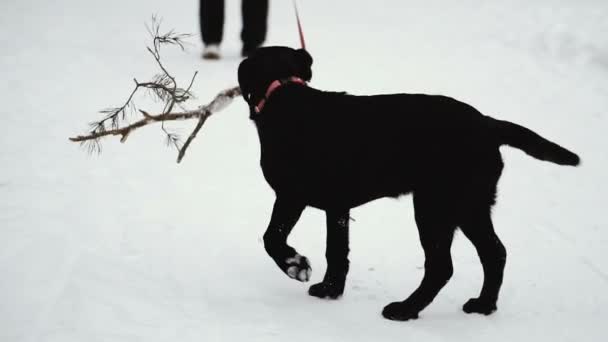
[309, 210, 350, 299]
[263, 197, 311, 282]
[382, 193, 456, 321]
[241, 0, 269, 51]
[460, 208, 506, 315]
[200, 0, 225, 45]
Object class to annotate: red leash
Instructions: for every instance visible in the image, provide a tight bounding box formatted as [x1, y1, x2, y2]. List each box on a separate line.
[252, 2, 308, 114]
[293, 0, 306, 50]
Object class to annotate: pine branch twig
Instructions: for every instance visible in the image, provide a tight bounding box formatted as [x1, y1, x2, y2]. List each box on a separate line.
[70, 86, 242, 162]
[69, 16, 242, 163]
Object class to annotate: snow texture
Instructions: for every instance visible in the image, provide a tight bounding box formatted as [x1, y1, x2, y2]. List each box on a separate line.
[1, 0, 607, 341]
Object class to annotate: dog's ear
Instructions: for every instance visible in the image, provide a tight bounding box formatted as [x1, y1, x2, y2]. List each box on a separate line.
[295, 49, 313, 81]
[296, 49, 313, 68]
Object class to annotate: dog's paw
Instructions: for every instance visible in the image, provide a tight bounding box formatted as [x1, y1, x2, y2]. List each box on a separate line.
[308, 281, 344, 299]
[283, 254, 311, 282]
[462, 298, 497, 315]
[381, 302, 420, 321]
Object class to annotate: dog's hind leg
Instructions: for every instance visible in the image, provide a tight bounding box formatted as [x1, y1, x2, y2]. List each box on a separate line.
[263, 197, 311, 282]
[382, 192, 456, 321]
[309, 209, 350, 299]
[459, 206, 506, 315]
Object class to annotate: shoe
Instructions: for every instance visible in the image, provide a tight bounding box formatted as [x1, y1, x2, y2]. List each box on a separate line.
[202, 44, 220, 60]
[241, 44, 260, 57]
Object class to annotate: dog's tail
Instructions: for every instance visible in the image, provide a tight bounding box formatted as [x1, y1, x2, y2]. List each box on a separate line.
[493, 119, 580, 166]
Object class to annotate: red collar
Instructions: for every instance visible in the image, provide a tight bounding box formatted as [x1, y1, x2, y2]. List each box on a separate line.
[254, 76, 307, 113]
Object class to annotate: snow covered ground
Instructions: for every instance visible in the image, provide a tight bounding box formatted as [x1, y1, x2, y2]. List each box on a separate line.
[1, 0, 607, 341]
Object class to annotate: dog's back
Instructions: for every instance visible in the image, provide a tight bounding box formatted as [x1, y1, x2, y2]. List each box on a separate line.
[256, 85, 517, 208]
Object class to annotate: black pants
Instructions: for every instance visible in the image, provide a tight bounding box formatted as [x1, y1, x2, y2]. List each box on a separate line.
[200, 0, 269, 48]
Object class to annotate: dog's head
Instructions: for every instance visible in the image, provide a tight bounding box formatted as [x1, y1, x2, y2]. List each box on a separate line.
[238, 46, 313, 110]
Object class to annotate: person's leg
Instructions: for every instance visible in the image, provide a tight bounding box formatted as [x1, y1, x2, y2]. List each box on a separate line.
[200, 0, 225, 45]
[241, 0, 269, 56]
[200, 0, 225, 58]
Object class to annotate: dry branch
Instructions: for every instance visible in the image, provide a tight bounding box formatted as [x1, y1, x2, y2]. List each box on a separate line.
[69, 86, 241, 163]
[69, 16, 243, 163]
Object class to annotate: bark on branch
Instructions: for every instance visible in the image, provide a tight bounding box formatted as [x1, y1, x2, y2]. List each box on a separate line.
[69, 86, 242, 163]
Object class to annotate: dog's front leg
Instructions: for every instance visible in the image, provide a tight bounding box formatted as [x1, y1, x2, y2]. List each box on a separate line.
[263, 197, 311, 282]
[309, 210, 350, 299]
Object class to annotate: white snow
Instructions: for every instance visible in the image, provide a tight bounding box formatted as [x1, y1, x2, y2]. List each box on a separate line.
[1, 0, 607, 341]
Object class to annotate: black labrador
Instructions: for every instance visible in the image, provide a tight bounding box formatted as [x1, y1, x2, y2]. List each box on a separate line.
[237, 46, 579, 321]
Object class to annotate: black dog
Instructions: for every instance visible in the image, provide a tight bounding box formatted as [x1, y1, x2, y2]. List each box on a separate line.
[237, 46, 580, 321]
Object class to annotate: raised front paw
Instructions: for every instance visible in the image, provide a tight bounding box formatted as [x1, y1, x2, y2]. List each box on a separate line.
[381, 301, 420, 321]
[308, 281, 344, 299]
[282, 254, 312, 282]
[462, 297, 497, 315]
